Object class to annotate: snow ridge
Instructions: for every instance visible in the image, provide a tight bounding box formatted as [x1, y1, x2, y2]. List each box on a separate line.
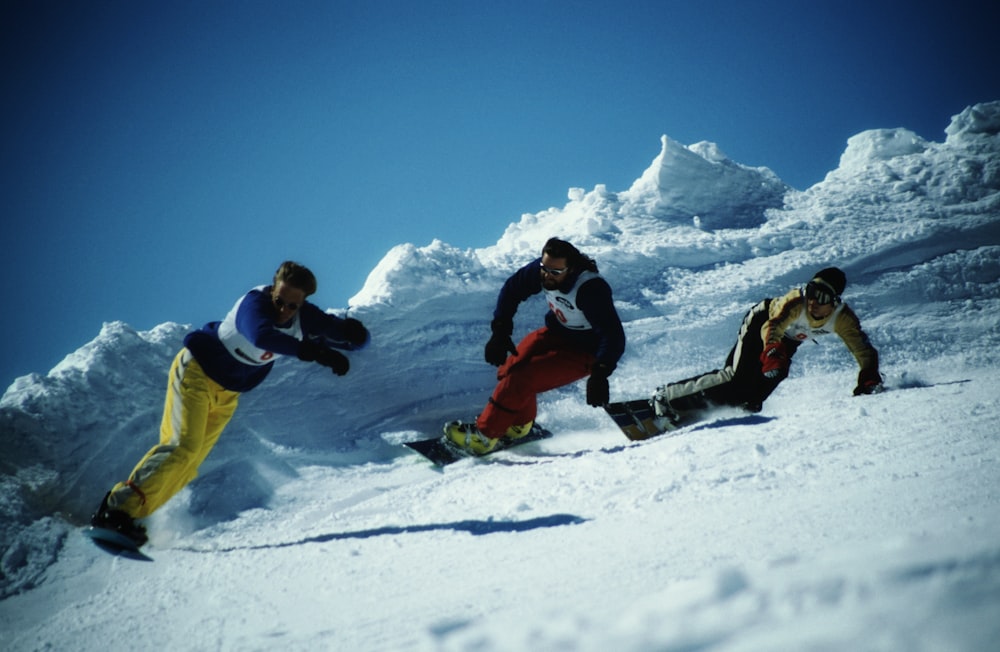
[2, 101, 999, 651]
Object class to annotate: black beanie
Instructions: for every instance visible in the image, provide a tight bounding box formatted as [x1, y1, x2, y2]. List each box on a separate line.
[812, 267, 847, 296]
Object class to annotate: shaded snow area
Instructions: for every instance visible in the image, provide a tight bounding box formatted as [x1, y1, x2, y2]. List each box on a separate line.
[3, 102, 1000, 651]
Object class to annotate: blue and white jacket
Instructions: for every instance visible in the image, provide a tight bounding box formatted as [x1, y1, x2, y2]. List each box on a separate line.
[183, 286, 367, 392]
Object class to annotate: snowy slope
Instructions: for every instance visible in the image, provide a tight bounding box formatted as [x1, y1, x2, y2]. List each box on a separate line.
[2, 101, 999, 651]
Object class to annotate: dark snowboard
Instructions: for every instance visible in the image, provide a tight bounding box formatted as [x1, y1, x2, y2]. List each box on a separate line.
[405, 424, 553, 466]
[84, 526, 153, 561]
[604, 398, 692, 441]
[605, 378, 971, 440]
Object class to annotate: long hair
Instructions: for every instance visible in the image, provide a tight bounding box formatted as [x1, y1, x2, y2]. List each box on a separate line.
[542, 237, 598, 273]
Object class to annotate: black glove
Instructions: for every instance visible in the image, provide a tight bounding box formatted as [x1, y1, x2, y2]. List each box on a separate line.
[341, 317, 370, 349]
[297, 340, 323, 362]
[317, 348, 349, 376]
[586, 362, 615, 407]
[297, 341, 350, 376]
[484, 318, 517, 367]
[853, 368, 883, 395]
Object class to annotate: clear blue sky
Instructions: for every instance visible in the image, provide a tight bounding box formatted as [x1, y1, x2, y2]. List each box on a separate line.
[2, 0, 996, 388]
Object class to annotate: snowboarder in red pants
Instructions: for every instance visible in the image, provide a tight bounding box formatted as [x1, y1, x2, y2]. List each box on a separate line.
[446, 238, 626, 454]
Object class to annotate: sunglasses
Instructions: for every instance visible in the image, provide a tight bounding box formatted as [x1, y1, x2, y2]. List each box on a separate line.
[805, 281, 836, 305]
[540, 265, 568, 277]
[273, 296, 300, 311]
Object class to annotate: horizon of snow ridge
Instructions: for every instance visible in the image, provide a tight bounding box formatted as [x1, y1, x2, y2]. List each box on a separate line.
[1, 101, 998, 651]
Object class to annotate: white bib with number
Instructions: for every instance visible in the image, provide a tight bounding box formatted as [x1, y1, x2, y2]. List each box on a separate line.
[545, 271, 600, 331]
[217, 287, 303, 365]
[783, 290, 845, 341]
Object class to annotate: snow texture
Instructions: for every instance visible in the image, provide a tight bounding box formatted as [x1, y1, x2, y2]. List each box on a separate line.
[2, 101, 1000, 651]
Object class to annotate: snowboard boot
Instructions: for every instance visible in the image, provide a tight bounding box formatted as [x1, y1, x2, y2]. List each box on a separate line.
[91, 492, 148, 547]
[504, 421, 534, 440]
[444, 421, 499, 455]
[651, 389, 683, 428]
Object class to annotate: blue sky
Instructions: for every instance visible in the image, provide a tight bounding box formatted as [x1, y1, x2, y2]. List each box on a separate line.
[2, 0, 996, 389]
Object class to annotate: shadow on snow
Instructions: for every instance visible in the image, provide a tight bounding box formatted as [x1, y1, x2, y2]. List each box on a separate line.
[180, 513, 589, 553]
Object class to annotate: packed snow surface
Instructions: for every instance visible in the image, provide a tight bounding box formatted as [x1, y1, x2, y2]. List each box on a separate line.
[2, 102, 1000, 651]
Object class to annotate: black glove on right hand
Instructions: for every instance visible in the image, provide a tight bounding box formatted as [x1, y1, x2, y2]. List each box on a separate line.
[298, 341, 350, 376]
[341, 317, 370, 349]
[316, 348, 349, 376]
[484, 318, 517, 367]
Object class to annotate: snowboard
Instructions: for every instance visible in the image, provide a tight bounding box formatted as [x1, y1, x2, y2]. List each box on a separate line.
[605, 379, 961, 440]
[604, 398, 689, 441]
[405, 423, 553, 466]
[84, 526, 153, 561]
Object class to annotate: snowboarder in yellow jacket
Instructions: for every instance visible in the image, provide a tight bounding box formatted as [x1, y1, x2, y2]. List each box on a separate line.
[653, 267, 882, 420]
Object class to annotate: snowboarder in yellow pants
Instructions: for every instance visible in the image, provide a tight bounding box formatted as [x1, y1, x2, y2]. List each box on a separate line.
[106, 349, 239, 519]
[92, 261, 371, 547]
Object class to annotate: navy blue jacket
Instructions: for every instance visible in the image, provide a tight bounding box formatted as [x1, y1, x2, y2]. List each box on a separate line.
[494, 258, 626, 368]
[184, 287, 366, 392]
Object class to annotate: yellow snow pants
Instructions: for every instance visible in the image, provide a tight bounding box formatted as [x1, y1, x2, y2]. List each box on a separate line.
[108, 348, 239, 519]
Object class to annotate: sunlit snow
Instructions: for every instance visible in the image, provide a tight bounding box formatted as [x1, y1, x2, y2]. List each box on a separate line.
[2, 102, 999, 651]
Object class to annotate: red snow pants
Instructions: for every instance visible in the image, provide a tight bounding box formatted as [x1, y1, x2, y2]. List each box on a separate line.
[476, 327, 595, 438]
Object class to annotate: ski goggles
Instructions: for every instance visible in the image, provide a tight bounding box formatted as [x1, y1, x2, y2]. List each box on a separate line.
[540, 265, 568, 277]
[805, 281, 837, 305]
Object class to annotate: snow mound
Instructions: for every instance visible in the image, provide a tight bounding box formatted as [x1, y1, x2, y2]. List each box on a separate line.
[946, 101, 1000, 141]
[350, 239, 497, 308]
[621, 135, 789, 229]
[2, 101, 1000, 650]
[838, 128, 928, 170]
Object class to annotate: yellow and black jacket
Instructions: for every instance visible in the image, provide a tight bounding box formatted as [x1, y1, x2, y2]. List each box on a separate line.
[762, 288, 879, 372]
